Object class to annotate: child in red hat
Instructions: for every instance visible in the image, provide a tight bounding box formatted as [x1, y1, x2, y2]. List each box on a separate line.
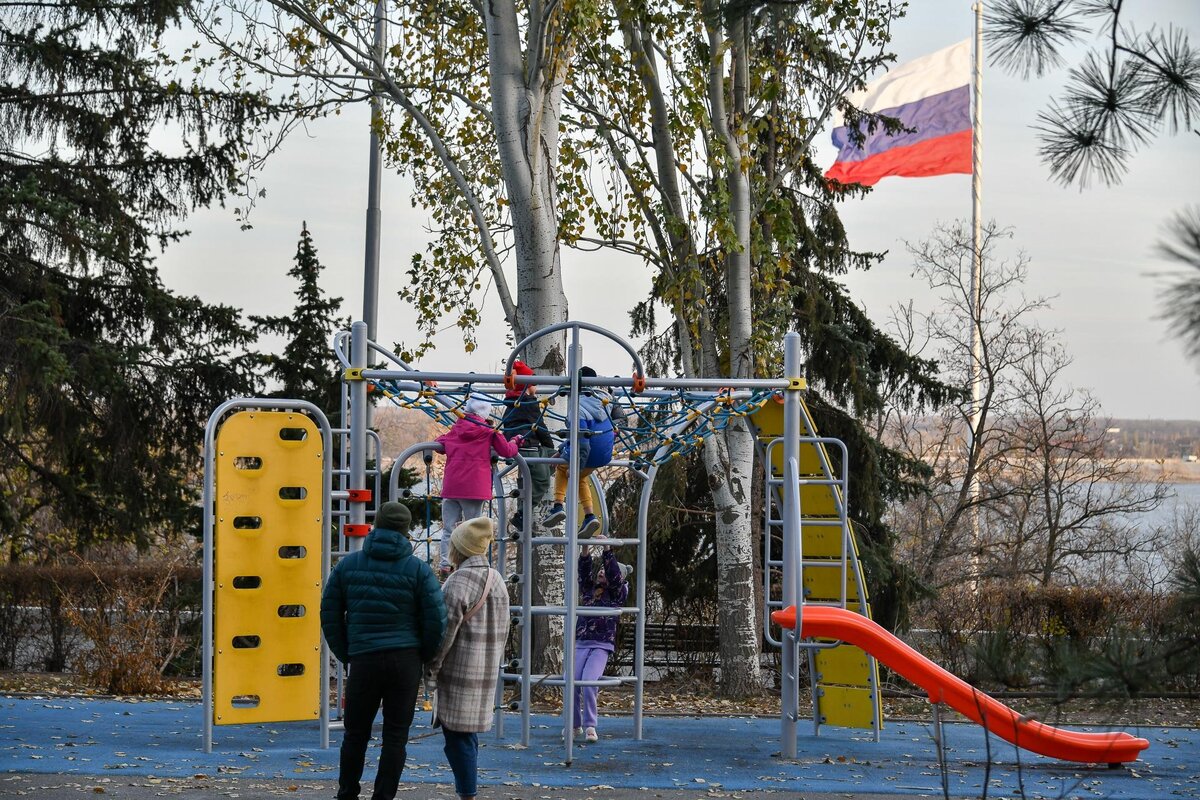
[500, 361, 555, 531]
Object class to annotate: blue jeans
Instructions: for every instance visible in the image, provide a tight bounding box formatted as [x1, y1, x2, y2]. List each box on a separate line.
[441, 726, 479, 797]
[338, 648, 421, 800]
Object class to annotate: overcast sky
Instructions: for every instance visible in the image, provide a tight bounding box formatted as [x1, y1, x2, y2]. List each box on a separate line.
[158, 1, 1200, 420]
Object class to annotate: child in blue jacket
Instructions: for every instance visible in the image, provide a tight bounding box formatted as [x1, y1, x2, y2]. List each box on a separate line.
[543, 366, 624, 537]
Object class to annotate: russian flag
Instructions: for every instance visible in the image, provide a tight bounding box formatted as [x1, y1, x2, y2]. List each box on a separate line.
[826, 40, 972, 187]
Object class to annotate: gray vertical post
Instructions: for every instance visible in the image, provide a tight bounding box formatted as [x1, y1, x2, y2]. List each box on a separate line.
[781, 332, 804, 758]
[349, 321, 369, 553]
[562, 328, 582, 763]
[634, 465, 654, 740]
[202, 419, 216, 753]
[319, 413, 333, 750]
[521, 458, 533, 746]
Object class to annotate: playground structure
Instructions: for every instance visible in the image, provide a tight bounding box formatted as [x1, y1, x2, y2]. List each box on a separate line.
[201, 319, 1150, 766]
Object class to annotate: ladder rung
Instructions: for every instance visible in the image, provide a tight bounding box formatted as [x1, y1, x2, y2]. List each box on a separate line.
[764, 518, 845, 527]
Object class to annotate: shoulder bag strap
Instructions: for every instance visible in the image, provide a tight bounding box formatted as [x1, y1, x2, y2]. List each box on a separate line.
[462, 568, 497, 623]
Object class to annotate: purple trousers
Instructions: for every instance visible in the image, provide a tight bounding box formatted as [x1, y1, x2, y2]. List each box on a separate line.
[573, 641, 612, 730]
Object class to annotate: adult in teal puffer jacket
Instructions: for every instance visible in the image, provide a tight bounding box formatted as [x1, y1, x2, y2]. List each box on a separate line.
[321, 501, 447, 800]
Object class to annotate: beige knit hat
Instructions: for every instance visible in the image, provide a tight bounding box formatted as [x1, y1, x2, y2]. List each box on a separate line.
[450, 516, 495, 557]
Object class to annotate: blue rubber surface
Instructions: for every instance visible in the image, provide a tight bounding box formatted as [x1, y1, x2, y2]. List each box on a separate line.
[2, 697, 1198, 798]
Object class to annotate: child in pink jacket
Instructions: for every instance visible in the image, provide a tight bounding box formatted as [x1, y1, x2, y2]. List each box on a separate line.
[436, 396, 523, 576]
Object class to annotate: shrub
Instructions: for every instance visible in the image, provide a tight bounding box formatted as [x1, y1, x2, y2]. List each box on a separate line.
[909, 581, 1190, 696]
[0, 561, 201, 688]
[0, 567, 35, 669]
[60, 559, 191, 695]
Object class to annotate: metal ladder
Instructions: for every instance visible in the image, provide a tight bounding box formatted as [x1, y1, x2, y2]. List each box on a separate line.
[753, 400, 882, 740]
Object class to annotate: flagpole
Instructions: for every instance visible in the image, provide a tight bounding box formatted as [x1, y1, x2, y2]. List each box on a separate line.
[969, 0, 984, 582]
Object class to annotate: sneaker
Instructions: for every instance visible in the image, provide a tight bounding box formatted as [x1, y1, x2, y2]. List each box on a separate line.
[508, 511, 524, 531]
[563, 726, 583, 740]
[543, 503, 566, 527]
[579, 514, 601, 539]
[584, 726, 598, 742]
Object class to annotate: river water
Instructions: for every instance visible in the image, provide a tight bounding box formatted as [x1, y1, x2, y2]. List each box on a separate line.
[1112, 481, 1200, 586]
[1152, 481, 1200, 523]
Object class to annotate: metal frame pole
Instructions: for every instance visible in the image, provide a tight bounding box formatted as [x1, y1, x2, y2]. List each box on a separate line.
[634, 463, 655, 740]
[202, 415, 216, 754]
[520, 455, 533, 746]
[781, 332, 804, 758]
[349, 322, 368, 554]
[562, 328, 582, 763]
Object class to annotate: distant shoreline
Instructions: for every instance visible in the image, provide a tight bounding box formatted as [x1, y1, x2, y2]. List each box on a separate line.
[1124, 458, 1200, 483]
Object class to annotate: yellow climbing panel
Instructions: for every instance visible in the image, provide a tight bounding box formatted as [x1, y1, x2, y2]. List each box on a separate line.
[751, 398, 882, 732]
[213, 410, 323, 725]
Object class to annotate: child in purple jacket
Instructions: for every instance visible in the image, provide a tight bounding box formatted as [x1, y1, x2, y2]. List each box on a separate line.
[436, 396, 523, 576]
[573, 535, 631, 743]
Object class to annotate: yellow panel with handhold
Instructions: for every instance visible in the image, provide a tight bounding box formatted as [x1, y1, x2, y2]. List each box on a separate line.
[802, 562, 862, 603]
[817, 685, 880, 729]
[800, 522, 846, 558]
[214, 410, 323, 725]
[814, 643, 873, 685]
[798, 444, 834, 479]
[798, 483, 840, 517]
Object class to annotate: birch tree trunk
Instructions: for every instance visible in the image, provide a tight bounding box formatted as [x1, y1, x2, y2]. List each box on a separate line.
[702, 3, 760, 696]
[616, 2, 761, 696]
[482, 0, 570, 674]
[617, 12, 705, 374]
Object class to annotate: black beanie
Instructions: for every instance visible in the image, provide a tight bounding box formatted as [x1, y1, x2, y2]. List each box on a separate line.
[374, 501, 412, 532]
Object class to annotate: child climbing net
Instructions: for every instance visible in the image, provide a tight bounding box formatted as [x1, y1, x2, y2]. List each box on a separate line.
[371, 378, 778, 467]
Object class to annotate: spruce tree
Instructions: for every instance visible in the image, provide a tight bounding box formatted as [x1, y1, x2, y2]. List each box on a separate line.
[0, 2, 272, 560]
[250, 223, 348, 420]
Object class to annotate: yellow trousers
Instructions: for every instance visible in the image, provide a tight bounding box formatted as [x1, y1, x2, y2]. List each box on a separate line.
[553, 465, 595, 513]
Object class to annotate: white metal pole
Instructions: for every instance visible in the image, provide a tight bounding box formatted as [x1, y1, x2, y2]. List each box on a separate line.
[969, 1, 984, 580]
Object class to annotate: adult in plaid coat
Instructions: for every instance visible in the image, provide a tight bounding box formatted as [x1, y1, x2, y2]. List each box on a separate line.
[428, 517, 510, 800]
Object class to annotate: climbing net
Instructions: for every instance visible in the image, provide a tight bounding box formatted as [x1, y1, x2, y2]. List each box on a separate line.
[371, 378, 778, 467]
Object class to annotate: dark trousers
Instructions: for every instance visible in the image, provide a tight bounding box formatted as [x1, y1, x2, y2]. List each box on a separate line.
[338, 648, 422, 800]
[519, 445, 551, 506]
[441, 726, 479, 798]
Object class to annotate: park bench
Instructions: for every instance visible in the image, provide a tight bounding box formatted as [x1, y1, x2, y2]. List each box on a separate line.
[612, 622, 720, 670]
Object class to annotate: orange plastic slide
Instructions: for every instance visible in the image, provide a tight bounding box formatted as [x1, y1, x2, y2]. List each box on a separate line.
[772, 605, 1150, 764]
